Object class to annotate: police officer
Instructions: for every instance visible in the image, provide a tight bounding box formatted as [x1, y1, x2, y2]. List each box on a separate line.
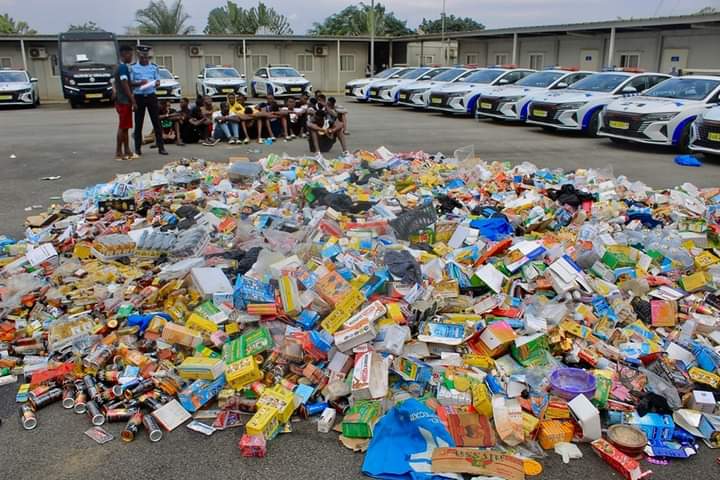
[130, 45, 167, 156]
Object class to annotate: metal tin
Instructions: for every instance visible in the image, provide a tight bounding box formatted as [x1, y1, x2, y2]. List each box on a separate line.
[62, 383, 76, 409]
[121, 411, 144, 442]
[84, 375, 100, 400]
[106, 408, 135, 423]
[20, 404, 37, 430]
[73, 391, 88, 414]
[86, 400, 105, 426]
[141, 395, 164, 411]
[124, 378, 154, 399]
[29, 387, 63, 410]
[97, 369, 120, 384]
[303, 401, 328, 417]
[113, 377, 140, 397]
[142, 413, 163, 442]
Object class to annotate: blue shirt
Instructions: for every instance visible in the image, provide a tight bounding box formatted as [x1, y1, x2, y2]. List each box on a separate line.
[131, 62, 159, 95]
[114, 63, 131, 104]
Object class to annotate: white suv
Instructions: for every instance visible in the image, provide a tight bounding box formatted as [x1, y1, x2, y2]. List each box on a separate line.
[0, 68, 39, 107]
[196, 66, 247, 100]
[157, 68, 182, 101]
[251, 65, 312, 97]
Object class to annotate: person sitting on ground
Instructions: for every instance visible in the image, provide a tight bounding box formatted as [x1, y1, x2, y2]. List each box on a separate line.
[259, 94, 291, 142]
[327, 96, 349, 135]
[209, 101, 235, 144]
[178, 97, 201, 144]
[194, 96, 216, 145]
[285, 97, 306, 139]
[307, 108, 348, 155]
[157, 99, 185, 146]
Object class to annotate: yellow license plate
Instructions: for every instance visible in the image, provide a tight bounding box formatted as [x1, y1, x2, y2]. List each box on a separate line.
[85, 93, 103, 99]
[345, 88, 351, 94]
[156, 90, 167, 95]
[290, 87, 301, 92]
[0, 95, 11, 100]
[222, 88, 234, 93]
[480, 102, 492, 110]
[609, 120, 630, 130]
[431, 97, 442, 104]
[708, 132, 720, 142]
[532, 109, 548, 118]
[399, 94, 407, 100]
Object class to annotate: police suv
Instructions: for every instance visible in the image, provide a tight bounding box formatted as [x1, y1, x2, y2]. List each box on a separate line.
[251, 65, 312, 97]
[690, 105, 720, 156]
[345, 67, 411, 101]
[156, 68, 182, 101]
[367, 67, 451, 104]
[196, 66, 247, 100]
[525, 70, 669, 135]
[0, 68, 39, 107]
[599, 75, 720, 152]
[397, 67, 475, 108]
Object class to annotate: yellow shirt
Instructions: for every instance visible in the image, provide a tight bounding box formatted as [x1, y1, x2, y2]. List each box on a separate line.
[229, 101, 245, 115]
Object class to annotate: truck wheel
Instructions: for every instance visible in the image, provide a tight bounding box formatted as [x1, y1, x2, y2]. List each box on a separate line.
[69, 98, 79, 109]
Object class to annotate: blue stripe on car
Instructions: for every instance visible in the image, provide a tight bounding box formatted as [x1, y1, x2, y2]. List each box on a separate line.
[671, 116, 696, 145]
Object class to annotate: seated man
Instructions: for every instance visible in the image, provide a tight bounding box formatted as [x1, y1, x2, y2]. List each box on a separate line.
[258, 94, 290, 142]
[285, 97, 306, 138]
[210, 101, 235, 144]
[229, 94, 261, 144]
[194, 96, 216, 145]
[327, 97, 349, 135]
[158, 99, 185, 146]
[306, 109, 348, 154]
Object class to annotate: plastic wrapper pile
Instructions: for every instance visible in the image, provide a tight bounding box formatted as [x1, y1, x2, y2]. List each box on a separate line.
[1, 147, 720, 480]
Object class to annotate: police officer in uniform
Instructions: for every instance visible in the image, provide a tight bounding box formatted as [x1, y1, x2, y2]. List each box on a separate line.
[130, 45, 167, 155]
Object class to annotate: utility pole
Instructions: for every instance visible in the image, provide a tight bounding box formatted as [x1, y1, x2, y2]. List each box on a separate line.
[370, 0, 375, 74]
[441, 0, 446, 65]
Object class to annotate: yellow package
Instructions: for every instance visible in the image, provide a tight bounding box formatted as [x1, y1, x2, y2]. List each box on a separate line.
[246, 405, 280, 439]
[225, 356, 262, 389]
[185, 312, 219, 334]
[257, 385, 296, 424]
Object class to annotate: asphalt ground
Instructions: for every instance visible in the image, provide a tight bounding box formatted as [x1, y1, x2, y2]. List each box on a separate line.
[0, 99, 719, 479]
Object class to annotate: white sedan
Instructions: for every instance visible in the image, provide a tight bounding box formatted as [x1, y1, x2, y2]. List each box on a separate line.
[251, 65, 312, 98]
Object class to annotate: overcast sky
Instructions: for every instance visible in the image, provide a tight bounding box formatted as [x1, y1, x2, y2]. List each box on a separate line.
[0, 0, 715, 34]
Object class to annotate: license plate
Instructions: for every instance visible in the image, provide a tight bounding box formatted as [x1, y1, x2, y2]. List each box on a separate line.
[708, 132, 720, 142]
[609, 120, 630, 130]
[399, 93, 407, 100]
[431, 97, 442, 104]
[156, 90, 167, 95]
[480, 102, 493, 110]
[0, 95, 11, 100]
[85, 93, 103, 99]
[222, 88, 234, 93]
[290, 87, 302, 92]
[370, 90, 378, 96]
[532, 109, 548, 118]
[345, 88, 351, 94]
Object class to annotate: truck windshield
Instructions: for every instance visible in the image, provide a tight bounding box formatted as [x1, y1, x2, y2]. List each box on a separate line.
[0, 71, 28, 82]
[61, 40, 117, 67]
[644, 78, 720, 101]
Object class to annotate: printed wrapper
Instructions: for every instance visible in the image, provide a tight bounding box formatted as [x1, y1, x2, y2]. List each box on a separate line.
[591, 438, 647, 480]
[321, 289, 366, 334]
[161, 322, 203, 348]
[225, 356, 262, 389]
[351, 351, 389, 400]
[430, 447, 525, 480]
[341, 400, 381, 438]
[178, 376, 227, 413]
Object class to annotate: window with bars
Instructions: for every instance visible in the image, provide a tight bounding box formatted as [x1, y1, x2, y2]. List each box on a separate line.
[529, 53, 544, 70]
[465, 54, 479, 65]
[494, 53, 509, 65]
[619, 53, 640, 68]
[297, 54, 313, 72]
[203, 55, 222, 66]
[155, 55, 174, 73]
[340, 54, 355, 72]
[250, 54, 269, 71]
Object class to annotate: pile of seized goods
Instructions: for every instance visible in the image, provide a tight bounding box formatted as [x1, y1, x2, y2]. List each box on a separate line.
[1, 146, 720, 479]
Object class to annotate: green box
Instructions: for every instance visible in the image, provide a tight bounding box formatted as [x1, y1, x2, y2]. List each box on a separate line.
[222, 326, 273, 364]
[342, 400, 381, 438]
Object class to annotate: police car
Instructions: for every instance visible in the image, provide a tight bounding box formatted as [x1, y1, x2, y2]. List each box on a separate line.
[251, 65, 312, 97]
[345, 67, 410, 101]
[426, 67, 535, 115]
[476, 69, 592, 121]
[156, 68, 182, 101]
[690, 105, 720, 156]
[396, 67, 477, 108]
[525, 70, 670, 135]
[0, 68, 39, 107]
[367, 67, 451, 104]
[196, 66, 247, 100]
[599, 76, 720, 152]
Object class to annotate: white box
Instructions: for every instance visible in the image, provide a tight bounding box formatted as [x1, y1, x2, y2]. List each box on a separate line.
[190, 267, 232, 300]
[690, 390, 717, 414]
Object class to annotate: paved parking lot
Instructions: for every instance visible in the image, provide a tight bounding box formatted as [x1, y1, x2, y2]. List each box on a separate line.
[0, 99, 718, 479]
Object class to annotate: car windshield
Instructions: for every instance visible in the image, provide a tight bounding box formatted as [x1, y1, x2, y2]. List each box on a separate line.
[431, 68, 467, 82]
[458, 69, 504, 83]
[207, 68, 240, 78]
[516, 71, 565, 87]
[0, 71, 28, 82]
[60, 40, 117, 67]
[571, 74, 629, 92]
[270, 67, 301, 77]
[644, 78, 720, 101]
[418, 68, 449, 80]
[158, 69, 174, 80]
[375, 67, 400, 78]
[400, 68, 429, 79]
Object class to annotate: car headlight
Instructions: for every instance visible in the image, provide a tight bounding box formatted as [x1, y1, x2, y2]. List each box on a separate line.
[68, 79, 76, 86]
[447, 92, 465, 98]
[644, 112, 677, 122]
[501, 96, 524, 102]
[556, 102, 586, 110]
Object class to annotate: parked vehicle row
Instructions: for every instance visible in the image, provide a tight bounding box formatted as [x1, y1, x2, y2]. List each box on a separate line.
[346, 66, 720, 156]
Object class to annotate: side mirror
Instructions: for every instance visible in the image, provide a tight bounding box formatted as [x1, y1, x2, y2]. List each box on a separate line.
[301, 73, 305, 77]
[241, 74, 245, 79]
[174, 75, 179, 80]
[498, 78, 509, 84]
[197, 74, 203, 79]
[555, 82, 568, 89]
[30, 77, 38, 83]
[622, 85, 637, 94]
[260, 74, 268, 78]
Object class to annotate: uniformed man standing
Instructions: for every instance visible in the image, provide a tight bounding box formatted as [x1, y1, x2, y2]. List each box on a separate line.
[131, 45, 167, 156]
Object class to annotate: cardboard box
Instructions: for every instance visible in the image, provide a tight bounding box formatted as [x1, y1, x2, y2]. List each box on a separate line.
[431, 447, 524, 480]
[190, 267, 233, 300]
[161, 322, 203, 348]
[444, 408, 495, 447]
[320, 288, 366, 334]
[225, 356, 262, 389]
[178, 376, 226, 413]
[476, 321, 517, 357]
[351, 351, 389, 400]
[510, 333, 549, 367]
[223, 326, 274, 363]
[245, 405, 280, 439]
[538, 420, 575, 449]
[492, 396, 524, 446]
[591, 438, 646, 480]
[471, 382, 493, 418]
[315, 271, 353, 306]
[334, 318, 377, 352]
[257, 385, 296, 424]
[177, 356, 225, 380]
[568, 393, 601, 441]
[689, 390, 717, 414]
[341, 400, 381, 438]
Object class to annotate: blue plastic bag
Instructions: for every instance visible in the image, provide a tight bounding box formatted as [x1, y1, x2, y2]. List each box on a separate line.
[362, 399, 456, 480]
[469, 217, 513, 241]
[674, 155, 702, 167]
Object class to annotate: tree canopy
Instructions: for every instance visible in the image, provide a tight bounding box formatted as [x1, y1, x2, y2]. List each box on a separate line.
[205, 1, 292, 35]
[418, 15, 484, 34]
[135, 0, 195, 35]
[309, 2, 411, 36]
[0, 13, 36, 35]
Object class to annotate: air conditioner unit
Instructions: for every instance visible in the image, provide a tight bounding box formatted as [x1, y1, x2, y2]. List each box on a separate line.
[189, 46, 204, 57]
[313, 46, 328, 57]
[29, 47, 48, 59]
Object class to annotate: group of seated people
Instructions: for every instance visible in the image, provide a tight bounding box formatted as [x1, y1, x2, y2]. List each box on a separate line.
[154, 91, 349, 153]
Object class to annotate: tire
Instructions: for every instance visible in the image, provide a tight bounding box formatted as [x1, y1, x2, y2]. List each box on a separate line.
[676, 123, 692, 154]
[250, 83, 257, 97]
[69, 98, 79, 109]
[586, 109, 601, 137]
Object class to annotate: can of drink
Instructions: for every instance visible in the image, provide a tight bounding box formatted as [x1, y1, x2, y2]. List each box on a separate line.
[113, 377, 140, 397]
[303, 401, 328, 417]
[106, 408, 135, 423]
[99, 387, 117, 404]
[86, 400, 105, 426]
[142, 413, 163, 442]
[62, 382, 76, 409]
[124, 378, 154, 399]
[29, 387, 63, 410]
[73, 391, 88, 414]
[20, 404, 37, 430]
[141, 395, 164, 411]
[97, 369, 120, 384]
[121, 411, 144, 442]
[84, 375, 100, 400]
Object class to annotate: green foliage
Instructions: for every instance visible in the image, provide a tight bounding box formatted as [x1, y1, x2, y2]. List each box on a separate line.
[0, 13, 36, 35]
[309, 2, 411, 36]
[418, 15, 484, 34]
[135, 0, 195, 35]
[205, 1, 292, 35]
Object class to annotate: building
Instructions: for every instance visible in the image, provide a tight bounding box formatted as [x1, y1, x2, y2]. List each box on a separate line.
[1, 12, 719, 101]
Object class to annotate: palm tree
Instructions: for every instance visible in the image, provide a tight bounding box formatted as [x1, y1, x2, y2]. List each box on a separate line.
[135, 0, 195, 35]
[0, 13, 36, 35]
[205, 1, 292, 35]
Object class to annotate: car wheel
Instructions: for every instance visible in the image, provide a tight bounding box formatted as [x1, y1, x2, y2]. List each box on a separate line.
[677, 123, 692, 154]
[586, 110, 601, 137]
[250, 83, 257, 97]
